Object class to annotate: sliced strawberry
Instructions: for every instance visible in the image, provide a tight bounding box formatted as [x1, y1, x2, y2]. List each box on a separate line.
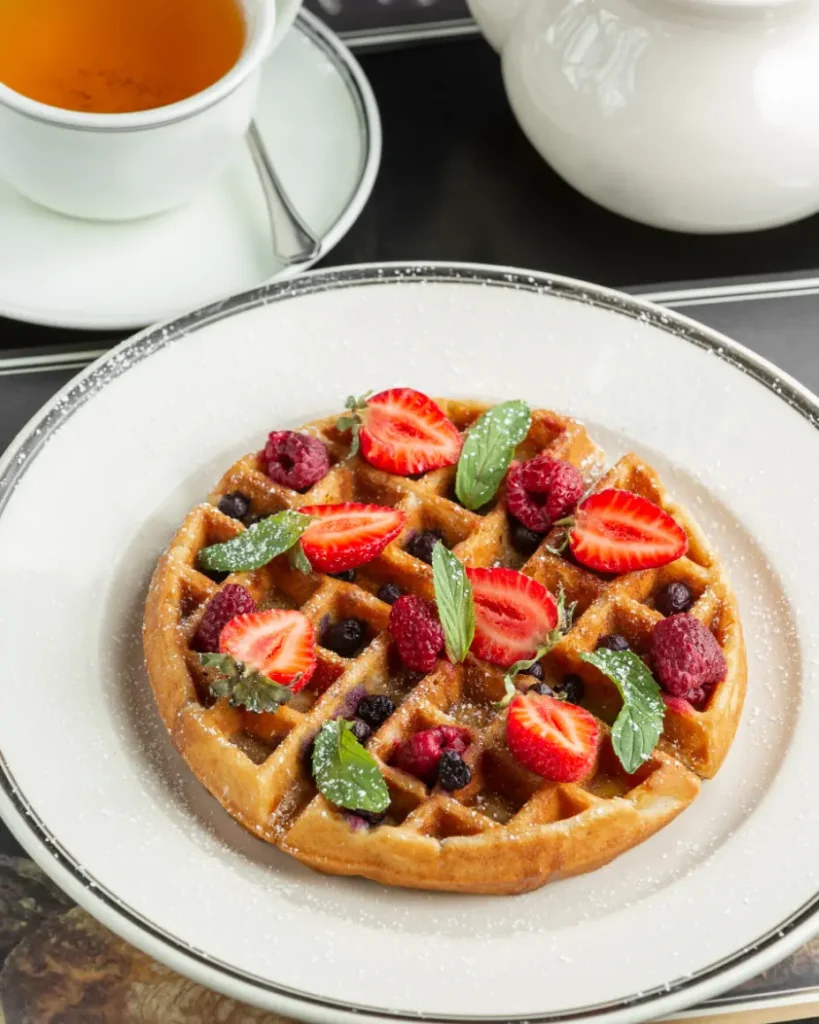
[300, 502, 406, 572]
[219, 609, 316, 690]
[569, 489, 688, 573]
[506, 692, 599, 783]
[358, 388, 462, 475]
[466, 567, 558, 667]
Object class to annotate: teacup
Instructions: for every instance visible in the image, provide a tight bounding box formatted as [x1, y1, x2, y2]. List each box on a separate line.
[0, 0, 302, 221]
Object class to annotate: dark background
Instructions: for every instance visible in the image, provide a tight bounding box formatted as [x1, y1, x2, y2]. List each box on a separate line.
[5, 33, 819, 355]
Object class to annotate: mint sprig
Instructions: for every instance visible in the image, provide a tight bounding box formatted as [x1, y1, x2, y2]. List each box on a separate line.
[494, 584, 575, 709]
[289, 541, 313, 575]
[336, 391, 372, 458]
[580, 649, 664, 774]
[199, 653, 297, 713]
[198, 510, 314, 573]
[431, 542, 475, 663]
[455, 400, 531, 511]
[312, 720, 390, 814]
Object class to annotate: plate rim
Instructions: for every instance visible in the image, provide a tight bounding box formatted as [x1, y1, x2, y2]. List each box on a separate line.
[0, 10, 382, 333]
[1, 260, 817, 1023]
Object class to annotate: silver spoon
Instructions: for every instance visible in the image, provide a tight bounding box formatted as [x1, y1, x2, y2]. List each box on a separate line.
[246, 120, 321, 268]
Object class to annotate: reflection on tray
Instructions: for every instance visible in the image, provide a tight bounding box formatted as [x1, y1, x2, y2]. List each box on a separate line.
[304, 0, 472, 37]
[0, 850, 816, 1021]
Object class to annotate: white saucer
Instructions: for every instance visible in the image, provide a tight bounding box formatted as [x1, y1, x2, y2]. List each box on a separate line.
[0, 13, 380, 332]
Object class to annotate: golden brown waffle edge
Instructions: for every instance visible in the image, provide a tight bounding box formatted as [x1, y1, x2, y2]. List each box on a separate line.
[143, 401, 745, 894]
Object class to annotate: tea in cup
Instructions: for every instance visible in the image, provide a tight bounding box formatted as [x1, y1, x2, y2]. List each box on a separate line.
[0, 0, 301, 220]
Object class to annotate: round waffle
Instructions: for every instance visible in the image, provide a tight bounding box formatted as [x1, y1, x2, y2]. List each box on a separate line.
[143, 400, 746, 895]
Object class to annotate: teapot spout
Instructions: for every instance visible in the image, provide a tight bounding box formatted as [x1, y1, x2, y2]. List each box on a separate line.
[466, 0, 529, 51]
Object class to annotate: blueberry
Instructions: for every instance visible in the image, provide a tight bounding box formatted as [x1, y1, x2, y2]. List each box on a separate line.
[557, 674, 584, 704]
[353, 808, 387, 825]
[656, 582, 693, 617]
[522, 661, 545, 681]
[438, 750, 472, 791]
[349, 718, 372, 744]
[377, 582, 403, 605]
[529, 681, 555, 696]
[322, 618, 367, 658]
[218, 491, 251, 520]
[406, 529, 445, 565]
[356, 694, 396, 730]
[597, 633, 630, 652]
[243, 512, 269, 528]
[331, 569, 357, 583]
[511, 520, 543, 557]
[200, 568, 230, 585]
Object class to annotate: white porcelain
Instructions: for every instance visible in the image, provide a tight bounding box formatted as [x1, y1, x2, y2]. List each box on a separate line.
[0, 13, 380, 331]
[0, 0, 283, 221]
[467, 0, 819, 233]
[0, 262, 818, 1023]
[272, 0, 304, 46]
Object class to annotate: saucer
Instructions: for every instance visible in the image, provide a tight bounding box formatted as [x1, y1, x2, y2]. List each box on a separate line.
[0, 12, 380, 331]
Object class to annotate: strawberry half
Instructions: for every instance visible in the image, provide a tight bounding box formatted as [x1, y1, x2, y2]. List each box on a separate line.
[506, 692, 599, 783]
[219, 609, 316, 690]
[569, 489, 688, 573]
[300, 502, 406, 572]
[466, 567, 558, 667]
[357, 388, 462, 475]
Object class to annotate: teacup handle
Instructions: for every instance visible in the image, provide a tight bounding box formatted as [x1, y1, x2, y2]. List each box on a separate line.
[269, 0, 303, 51]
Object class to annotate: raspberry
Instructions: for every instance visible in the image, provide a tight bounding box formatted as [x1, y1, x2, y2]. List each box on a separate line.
[263, 431, 330, 490]
[507, 456, 584, 533]
[650, 614, 726, 707]
[194, 584, 258, 653]
[389, 595, 445, 673]
[393, 725, 471, 783]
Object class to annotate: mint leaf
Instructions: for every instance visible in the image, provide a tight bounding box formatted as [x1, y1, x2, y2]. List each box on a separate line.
[312, 720, 390, 813]
[198, 510, 314, 573]
[432, 542, 474, 663]
[289, 541, 313, 574]
[579, 650, 664, 774]
[199, 652, 296, 713]
[455, 400, 531, 511]
[336, 391, 372, 458]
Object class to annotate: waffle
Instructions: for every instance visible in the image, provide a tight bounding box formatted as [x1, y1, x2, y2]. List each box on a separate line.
[143, 401, 746, 894]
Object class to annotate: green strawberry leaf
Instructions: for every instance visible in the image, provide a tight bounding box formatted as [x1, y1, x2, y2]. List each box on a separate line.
[198, 510, 314, 573]
[493, 584, 576, 709]
[493, 645, 552, 710]
[312, 719, 391, 814]
[431, 542, 475, 664]
[555, 583, 577, 634]
[579, 649, 664, 774]
[199, 652, 296, 714]
[455, 400, 531, 511]
[336, 391, 373, 459]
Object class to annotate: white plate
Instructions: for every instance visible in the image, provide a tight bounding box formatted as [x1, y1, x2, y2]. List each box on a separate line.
[0, 13, 380, 332]
[0, 263, 817, 1024]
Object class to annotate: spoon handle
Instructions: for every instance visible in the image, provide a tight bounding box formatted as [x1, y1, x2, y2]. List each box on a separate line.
[246, 121, 321, 268]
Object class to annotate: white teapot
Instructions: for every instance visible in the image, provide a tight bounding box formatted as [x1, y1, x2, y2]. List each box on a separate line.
[467, 0, 819, 232]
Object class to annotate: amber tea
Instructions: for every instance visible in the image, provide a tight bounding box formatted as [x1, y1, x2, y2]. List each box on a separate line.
[0, 0, 246, 114]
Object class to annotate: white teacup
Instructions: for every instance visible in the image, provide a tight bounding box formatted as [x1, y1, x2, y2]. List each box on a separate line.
[0, 0, 302, 221]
